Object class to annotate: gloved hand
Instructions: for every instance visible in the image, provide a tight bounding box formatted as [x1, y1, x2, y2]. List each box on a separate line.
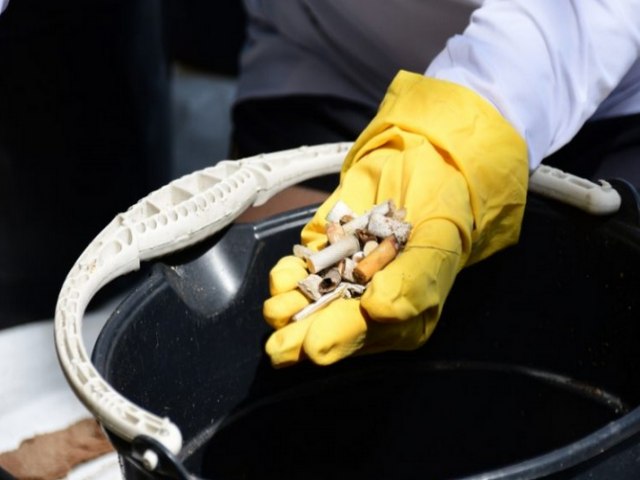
[263, 70, 528, 367]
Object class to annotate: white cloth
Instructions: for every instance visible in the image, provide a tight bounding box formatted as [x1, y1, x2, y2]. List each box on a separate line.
[0, 0, 8, 15]
[237, 0, 640, 169]
[427, 0, 640, 167]
[0, 299, 124, 478]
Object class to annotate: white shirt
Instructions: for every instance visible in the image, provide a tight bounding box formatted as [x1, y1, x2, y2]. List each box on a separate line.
[0, 0, 9, 14]
[238, 0, 640, 169]
[427, 0, 640, 167]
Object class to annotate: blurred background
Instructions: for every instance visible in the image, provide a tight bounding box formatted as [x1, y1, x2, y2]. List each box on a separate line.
[0, 0, 247, 326]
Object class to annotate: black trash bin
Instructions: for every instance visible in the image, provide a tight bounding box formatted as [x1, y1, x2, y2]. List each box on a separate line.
[90, 180, 640, 479]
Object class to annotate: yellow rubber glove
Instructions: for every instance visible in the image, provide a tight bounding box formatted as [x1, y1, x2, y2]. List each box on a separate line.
[263, 70, 528, 367]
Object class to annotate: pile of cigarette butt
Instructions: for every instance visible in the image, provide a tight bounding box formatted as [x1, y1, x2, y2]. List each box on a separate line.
[291, 199, 412, 322]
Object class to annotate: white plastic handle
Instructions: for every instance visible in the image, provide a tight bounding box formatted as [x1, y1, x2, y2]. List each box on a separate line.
[54, 143, 352, 460]
[54, 142, 621, 467]
[529, 164, 621, 215]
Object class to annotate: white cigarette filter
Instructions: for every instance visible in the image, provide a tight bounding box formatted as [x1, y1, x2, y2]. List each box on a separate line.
[326, 222, 346, 244]
[341, 200, 392, 235]
[367, 213, 412, 245]
[325, 200, 355, 223]
[292, 284, 349, 322]
[297, 274, 324, 301]
[293, 244, 314, 260]
[306, 235, 360, 274]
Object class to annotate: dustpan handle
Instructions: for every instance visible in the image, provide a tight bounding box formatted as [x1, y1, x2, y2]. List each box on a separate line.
[53, 140, 620, 471]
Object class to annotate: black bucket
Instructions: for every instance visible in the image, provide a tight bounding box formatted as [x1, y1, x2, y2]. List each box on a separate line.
[92, 181, 640, 480]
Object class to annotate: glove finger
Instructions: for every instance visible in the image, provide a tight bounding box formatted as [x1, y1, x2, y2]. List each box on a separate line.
[356, 313, 437, 356]
[263, 290, 310, 329]
[266, 300, 439, 367]
[361, 220, 462, 322]
[302, 299, 368, 366]
[269, 256, 308, 296]
[266, 299, 367, 367]
[265, 317, 314, 368]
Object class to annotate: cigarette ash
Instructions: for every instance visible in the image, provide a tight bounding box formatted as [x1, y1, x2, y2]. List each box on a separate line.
[291, 200, 412, 321]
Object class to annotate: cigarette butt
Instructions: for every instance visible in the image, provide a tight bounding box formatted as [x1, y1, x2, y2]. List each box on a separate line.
[297, 274, 324, 301]
[362, 240, 379, 256]
[341, 257, 357, 282]
[292, 284, 348, 321]
[352, 251, 365, 263]
[293, 244, 314, 259]
[342, 213, 370, 236]
[342, 201, 391, 235]
[353, 236, 399, 284]
[326, 222, 346, 244]
[306, 235, 360, 274]
[318, 267, 342, 294]
[356, 229, 377, 245]
[367, 213, 412, 245]
[326, 200, 355, 223]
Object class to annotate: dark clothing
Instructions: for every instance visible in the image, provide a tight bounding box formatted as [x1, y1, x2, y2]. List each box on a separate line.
[232, 97, 640, 190]
[232, 95, 375, 191]
[544, 113, 640, 187]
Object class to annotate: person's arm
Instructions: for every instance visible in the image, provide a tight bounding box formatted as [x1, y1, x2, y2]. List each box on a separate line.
[262, 0, 640, 368]
[426, 0, 640, 169]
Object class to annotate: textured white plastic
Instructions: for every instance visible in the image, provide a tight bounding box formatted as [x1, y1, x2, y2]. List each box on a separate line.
[54, 142, 621, 466]
[529, 164, 621, 215]
[54, 143, 352, 460]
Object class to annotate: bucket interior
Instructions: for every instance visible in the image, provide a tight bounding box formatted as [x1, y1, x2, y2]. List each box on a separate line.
[92, 192, 640, 479]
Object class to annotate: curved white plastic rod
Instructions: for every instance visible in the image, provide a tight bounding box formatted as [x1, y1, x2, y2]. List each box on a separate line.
[54, 141, 621, 470]
[529, 164, 621, 215]
[54, 142, 352, 463]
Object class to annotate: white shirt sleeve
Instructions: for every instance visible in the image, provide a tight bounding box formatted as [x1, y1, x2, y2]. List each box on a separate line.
[0, 0, 9, 15]
[425, 0, 640, 169]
